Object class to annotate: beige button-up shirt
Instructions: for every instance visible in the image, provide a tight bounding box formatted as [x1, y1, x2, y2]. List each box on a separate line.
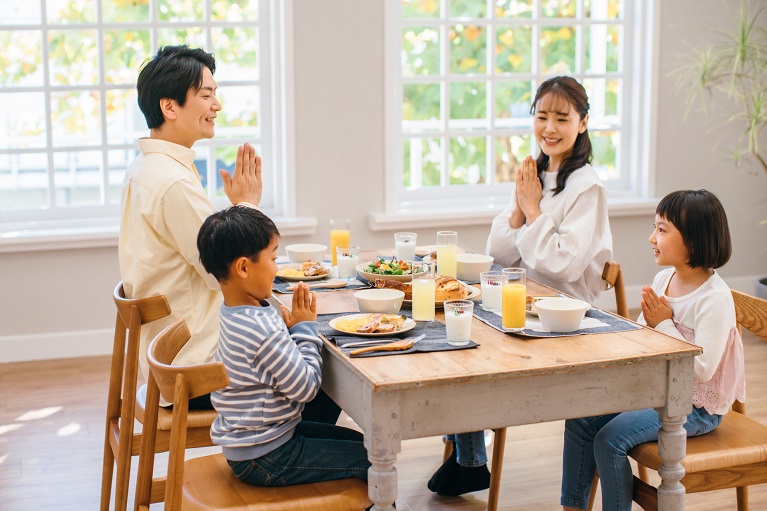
[119, 138, 222, 386]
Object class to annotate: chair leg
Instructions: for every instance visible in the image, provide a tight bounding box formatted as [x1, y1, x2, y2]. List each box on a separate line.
[100, 429, 115, 511]
[637, 463, 649, 483]
[737, 486, 748, 511]
[587, 473, 599, 511]
[442, 438, 454, 463]
[487, 428, 507, 511]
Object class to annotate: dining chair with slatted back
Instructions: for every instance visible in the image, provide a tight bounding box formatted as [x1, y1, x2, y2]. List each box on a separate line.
[602, 260, 629, 320]
[588, 289, 767, 511]
[135, 318, 371, 511]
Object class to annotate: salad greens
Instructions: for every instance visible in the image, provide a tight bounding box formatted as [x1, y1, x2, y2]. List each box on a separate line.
[364, 258, 413, 275]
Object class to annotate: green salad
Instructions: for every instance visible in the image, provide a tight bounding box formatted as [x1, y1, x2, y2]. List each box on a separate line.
[364, 258, 413, 275]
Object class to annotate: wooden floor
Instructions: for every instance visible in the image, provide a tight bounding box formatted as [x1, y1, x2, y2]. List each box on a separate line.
[1, 329, 766, 511]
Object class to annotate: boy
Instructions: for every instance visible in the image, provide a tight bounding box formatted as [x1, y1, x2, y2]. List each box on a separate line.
[197, 206, 371, 486]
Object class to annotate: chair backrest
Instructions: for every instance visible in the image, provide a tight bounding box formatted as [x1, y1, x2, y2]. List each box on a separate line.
[136, 319, 229, 511]
[732, 289, 767, 341]
[602, 261, 628, 319]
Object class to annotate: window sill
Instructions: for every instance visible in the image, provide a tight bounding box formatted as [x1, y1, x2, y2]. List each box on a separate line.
[0, 216, 319, 254]
[367, 197, 659, 231]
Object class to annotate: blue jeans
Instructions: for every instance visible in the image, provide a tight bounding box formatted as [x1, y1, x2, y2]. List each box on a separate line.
[446, 431, 488, 467]
[228, 421, 370, 486]
[561, 406, 721, 511]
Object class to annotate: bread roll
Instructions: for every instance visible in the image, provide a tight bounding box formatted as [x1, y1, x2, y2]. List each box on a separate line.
[374, 279, 412, 300]
[434, 275, 469, 301]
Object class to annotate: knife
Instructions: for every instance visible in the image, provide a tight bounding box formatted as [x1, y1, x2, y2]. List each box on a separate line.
[286, 279, 348, 291]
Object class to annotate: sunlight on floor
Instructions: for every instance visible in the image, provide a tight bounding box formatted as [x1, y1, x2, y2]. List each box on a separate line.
[16, 406, 62, 421]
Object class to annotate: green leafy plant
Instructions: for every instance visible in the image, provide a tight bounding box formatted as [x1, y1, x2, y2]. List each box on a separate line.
[673, 1, 767, 176]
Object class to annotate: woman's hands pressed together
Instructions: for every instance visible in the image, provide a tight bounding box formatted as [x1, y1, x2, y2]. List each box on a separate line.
[281, 282, 318, 328]
[640, 286, 672, 328]
[221, 142, 263, 207]
[509, 155, 543, 229]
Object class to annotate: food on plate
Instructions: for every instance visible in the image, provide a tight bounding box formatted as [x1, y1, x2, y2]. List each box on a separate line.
[277, 260, 331, 278]
[374, 275, 469, 301]
[276, 267, 304, 278]
[526, 295, 540, 313]
[334, 314, 407, 334]
[364, 258, 414, 276]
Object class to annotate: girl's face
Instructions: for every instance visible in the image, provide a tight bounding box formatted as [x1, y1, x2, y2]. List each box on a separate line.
[649, 214, 689, 268]
[533, 93, 588, 166]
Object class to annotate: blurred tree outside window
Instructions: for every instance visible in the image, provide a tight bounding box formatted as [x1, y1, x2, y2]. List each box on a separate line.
[390, 0, 646, 211]
[0, 0, 284, 228]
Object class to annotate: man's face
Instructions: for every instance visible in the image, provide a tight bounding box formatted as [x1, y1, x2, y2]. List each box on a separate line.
[173, 66, 221, 147]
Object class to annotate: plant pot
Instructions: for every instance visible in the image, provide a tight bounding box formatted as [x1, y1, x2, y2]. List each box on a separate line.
[755, 277, 767, 300]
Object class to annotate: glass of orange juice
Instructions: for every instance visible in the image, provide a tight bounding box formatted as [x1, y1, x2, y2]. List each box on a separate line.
[329, 218, 350, 266]
[501, 267, 526, 331]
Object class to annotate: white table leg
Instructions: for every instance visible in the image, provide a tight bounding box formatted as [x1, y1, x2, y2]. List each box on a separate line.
[656, 406, 687, 511]
[368, 454, 397, 511]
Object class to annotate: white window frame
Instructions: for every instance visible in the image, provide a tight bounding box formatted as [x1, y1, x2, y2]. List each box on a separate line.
[375, 0, 658, 230]
[0, 0, 313, 253]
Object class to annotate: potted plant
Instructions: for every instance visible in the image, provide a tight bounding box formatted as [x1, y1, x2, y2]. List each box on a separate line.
[672, 1, 767, 297]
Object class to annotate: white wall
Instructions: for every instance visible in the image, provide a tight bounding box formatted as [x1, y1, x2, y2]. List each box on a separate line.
[0, 0, 765, 362]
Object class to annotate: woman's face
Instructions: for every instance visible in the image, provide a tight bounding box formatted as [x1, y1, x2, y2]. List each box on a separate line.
[533, 93, 588, 166]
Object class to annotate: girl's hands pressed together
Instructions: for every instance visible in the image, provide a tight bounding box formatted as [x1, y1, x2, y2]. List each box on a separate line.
[515, 155, 543, 224]
[640, 286, 672, 328]
[281, 282, 317, 328]
[221, 142, 263, 207]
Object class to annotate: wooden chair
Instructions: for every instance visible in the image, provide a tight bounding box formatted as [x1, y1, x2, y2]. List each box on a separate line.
[439, 261, 629, 511]
[100, 282, 217, 511]
[589, 289, 767, 511]
[135, 318, 371, 511]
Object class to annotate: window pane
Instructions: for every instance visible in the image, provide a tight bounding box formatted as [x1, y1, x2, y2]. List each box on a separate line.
[404, 138, 442, 188]
[212, 0, 258, 21]
[591, 130, 619, 180]
[217, 86, 260, 138]
[108, 148, 138, 205]
[449, 0, 486, 19]
[0, 153, 49, 210]
[494, 0, 533, 18]
[583, 78, 620, 118]
[403, 83, 441, 130]
[540, 26, 576, 74]
[103, 0, 149, 22]
[585, 25, 621, 73]
[495, 26, 532, 73]
[104, 29, 151, 85]
[495, 80, 532, 127]
[541, 0, 576, 18]
[449, 136, 486, 185]
[450, 81, 486, 125]
[402, 0, 440, 19]
[402, 27, 440, 76]
[106, 89, 145, 145]
[158, 0, 203, 21]
[450, 25, 486, 74]
[48, 29, 99, 86]
[50, 90, 102, 147]
[585, 0, 622, 20]
[211, 27, 258, 81]
[157, 27, 206, 49]
[495, 134, 531, 183]
[0, 92, 47, 150]
[46, 0, 97, 23]
[53, 151, 103, 207]
[3, 1, 41, 25]
[0, 31, 44, 87]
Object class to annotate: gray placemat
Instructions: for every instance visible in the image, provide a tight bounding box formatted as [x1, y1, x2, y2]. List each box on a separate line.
[473, 305, 640, 338]
[273, 277, 370, 294]
[318, 310, 479, 358]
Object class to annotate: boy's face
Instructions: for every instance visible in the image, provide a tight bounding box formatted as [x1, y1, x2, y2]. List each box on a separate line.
[244, 235, 280, 302]
[172, 66, 221, 147]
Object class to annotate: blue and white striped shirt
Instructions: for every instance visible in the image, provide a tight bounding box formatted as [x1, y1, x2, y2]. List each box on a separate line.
[210, 302, 322, 461]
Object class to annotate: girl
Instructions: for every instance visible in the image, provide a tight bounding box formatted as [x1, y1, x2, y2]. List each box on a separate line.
[428, 76, 613, 496]
[560, 189, 745, 511]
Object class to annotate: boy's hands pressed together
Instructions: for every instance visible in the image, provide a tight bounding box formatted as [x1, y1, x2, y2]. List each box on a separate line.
[640, 286, 672, 328]
[280, 282, 318, 328]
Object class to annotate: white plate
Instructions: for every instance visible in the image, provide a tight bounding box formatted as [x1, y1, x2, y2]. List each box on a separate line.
[329, 313, 417, 337]
[356, 261, 425, 283]
[276, 264, 334, 282]
[403, 281, 481, 308]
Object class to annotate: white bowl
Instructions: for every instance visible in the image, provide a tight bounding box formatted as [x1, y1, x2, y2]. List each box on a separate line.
[285, 243, 327, 264]
[534, 297, 591, 332]
[456, 254, 494, 281]
[354, 289, 405, 314]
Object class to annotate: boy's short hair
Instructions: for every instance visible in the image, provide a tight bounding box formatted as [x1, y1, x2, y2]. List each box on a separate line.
[197, 206, 280, 281]
[656, 189, 732, 269]
[137, 45, 216, 129]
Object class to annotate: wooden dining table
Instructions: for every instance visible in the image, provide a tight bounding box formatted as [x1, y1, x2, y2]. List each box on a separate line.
[273, 250, 701, 511]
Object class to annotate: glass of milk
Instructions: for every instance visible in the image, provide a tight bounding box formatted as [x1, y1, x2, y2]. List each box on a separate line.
[480, 271, 504, 311]
[394, 232, 417, 262]
[444, 300, 474, 346]
[336, 245, 360, 279]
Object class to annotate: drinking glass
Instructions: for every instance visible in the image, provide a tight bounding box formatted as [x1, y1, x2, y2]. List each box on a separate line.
[444, 300, 474, 346]
[411, 261, 435, 321]
[501, 268, 526, 331]
[436, 231, 457, 277]
[336, 245, 360, 279]
[329, 218, 350, 266]
[480, 271, 505, 311]
[394, 232, 417, 262]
